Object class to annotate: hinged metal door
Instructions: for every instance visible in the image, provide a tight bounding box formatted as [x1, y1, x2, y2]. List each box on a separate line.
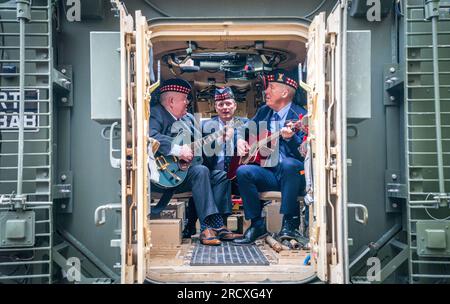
[115, 0, 153, 284]
[306, 2, 348, 283]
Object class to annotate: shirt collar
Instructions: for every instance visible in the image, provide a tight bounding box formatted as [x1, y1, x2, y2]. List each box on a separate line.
[273, 102, 292, 121]
[218, 118, 228, 126]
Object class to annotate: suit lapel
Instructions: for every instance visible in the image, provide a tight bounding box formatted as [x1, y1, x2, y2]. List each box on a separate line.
[286, 103, 300, 122]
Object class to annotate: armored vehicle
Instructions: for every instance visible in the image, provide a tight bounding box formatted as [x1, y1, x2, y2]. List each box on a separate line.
[0, 0, 449, 284]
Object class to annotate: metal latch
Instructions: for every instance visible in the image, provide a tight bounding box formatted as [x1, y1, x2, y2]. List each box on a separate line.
[348, 203, 369, 225]
[0, 194, 27, 210]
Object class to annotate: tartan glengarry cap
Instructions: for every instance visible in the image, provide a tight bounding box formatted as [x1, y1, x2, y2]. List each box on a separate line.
[264, 70, 299, 90]
[159, 78, 192, 95]
[214, 87, 235, 102]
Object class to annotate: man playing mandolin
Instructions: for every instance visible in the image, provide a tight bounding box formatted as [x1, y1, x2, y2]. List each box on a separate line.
[149, 78, 240, 246]
[233, 70, 307, 245]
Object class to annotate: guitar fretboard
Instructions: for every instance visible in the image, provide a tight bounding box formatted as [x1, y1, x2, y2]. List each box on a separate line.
[254, 121, 300, 148]
[191, 120, 244, 151]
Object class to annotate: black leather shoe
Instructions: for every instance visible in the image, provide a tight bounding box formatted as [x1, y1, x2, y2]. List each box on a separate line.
[278, 227, 303, 241]
[278, 216, 302, 241]
[233, 225, 268, 245]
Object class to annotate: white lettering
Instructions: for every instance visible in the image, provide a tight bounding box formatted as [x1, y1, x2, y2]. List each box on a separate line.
[367, 0, 381, 22]
[367, 257, 381, 282]
[66, 0, 81, 22]
[0, 92, 8, 102]
[9, 91, 20, 101]
[24, 113, 37, 128]
[66, 257, 81, 282]
[0, 90, 39, 131]
[9, 115, 19, 128]
[0, 114, 7, 128]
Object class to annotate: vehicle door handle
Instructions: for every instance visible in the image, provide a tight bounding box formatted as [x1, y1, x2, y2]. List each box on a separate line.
[95, 203, 121, 226]
[348, 203, 368, 225]
[109, 122, 121, 169]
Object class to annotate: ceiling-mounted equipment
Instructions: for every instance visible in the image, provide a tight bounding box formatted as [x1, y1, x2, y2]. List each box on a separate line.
[162, 41, 289, 81]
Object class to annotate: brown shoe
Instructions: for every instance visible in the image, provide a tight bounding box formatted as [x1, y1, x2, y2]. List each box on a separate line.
[213, 226, 243, 241]
[199, 228, 221, 246]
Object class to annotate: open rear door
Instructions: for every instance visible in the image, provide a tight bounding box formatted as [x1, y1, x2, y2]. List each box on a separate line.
[306, 2, 348, 283]
[115, 0, 152, 284]
[134, 10, 152, 284]
[115, 0, 134, 284]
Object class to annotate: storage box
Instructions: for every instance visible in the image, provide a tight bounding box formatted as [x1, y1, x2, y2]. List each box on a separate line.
[149, 219, 182, 247]
[150, 200, 185, 227]
[264, 201, 282, 233]
[227, 215, 239, 232]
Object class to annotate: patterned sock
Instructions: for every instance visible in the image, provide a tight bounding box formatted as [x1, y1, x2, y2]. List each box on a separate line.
[200, 220, 207, 232]
[204, 214, 224, 229]
[199, 214, 224, 231]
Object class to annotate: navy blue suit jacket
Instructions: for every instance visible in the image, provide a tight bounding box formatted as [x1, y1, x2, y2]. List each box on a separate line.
[247, 103, 307, 161]
[149, 104, 198, 156]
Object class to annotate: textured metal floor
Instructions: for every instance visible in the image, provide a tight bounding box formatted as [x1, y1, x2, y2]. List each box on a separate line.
[190, 241, 269, 266]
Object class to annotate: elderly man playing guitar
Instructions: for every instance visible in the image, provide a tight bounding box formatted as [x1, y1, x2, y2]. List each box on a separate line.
[233, 70, 307, 245]
[149, 78, 239, 246]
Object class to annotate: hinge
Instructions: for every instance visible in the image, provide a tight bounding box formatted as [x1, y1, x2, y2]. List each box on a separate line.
[386, 183, 407, 199]
[384, 64, 404, 106]
[385, 170, 406, 213]
[53, 171, 73, 213]
[52, 65, 73, 107]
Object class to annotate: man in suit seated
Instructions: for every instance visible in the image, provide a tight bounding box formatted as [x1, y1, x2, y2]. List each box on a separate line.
[149, 78, 239, 246]
[202, 87, 247, 175]
[233, 70, 307, 245]
[183, 87, 246, 238]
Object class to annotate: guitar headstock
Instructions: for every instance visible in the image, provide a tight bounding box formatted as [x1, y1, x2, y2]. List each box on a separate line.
[298, 113, 309, 134]
[285, 119, 302, 132]
[285, 115, 308, 134]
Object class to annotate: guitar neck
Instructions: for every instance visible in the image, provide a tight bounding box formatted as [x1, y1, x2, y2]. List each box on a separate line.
[191, 120, 243, 151]
[191, 128, 226, 150]
[257, 130, 282, 147]
[256, 123, 299, 147]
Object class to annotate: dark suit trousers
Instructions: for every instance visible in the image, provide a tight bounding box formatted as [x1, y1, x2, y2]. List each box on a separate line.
[153, 165, 230, 222]
[185, 169, 232, 224]
[236, 157, 306, 221]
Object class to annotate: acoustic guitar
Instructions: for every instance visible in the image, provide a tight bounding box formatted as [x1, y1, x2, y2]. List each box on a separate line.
[227, 119, 302, 180]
